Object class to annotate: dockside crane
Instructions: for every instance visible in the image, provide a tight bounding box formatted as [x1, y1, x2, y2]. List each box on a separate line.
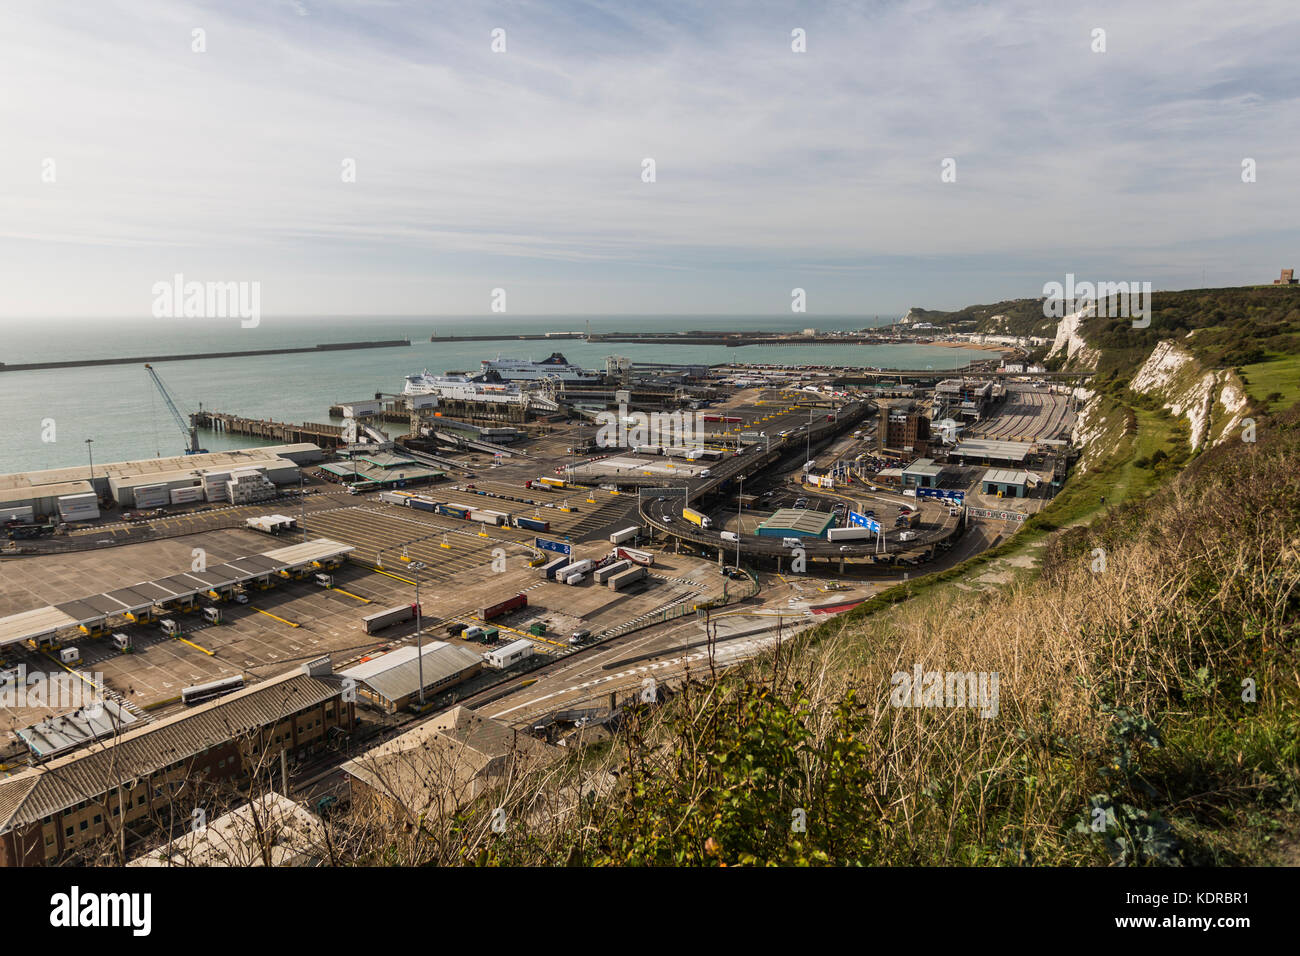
[145, 363, 208, 455]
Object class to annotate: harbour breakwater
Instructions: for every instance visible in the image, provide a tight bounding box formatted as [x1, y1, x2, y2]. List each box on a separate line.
[0, 339, 411, 373]
[429, 331, 904, 346]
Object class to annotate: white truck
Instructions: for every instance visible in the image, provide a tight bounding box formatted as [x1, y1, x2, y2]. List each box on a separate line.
[59, 647, 81, 665]
[609, 526, 641, 545]
[561, 558, 593, 583]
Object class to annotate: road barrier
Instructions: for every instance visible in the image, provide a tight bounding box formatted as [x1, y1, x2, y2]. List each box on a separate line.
[965, 507, 1028, 523]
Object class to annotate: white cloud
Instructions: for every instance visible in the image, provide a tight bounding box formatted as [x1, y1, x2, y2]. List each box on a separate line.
[1, 0, 1298, 317]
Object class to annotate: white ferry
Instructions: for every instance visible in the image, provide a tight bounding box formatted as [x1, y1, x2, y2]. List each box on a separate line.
[480, 352, 600, 383]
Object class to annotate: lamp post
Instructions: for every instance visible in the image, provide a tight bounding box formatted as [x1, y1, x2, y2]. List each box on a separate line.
[806, 405, 812, 467]
[85, 438, 95, 484]
[410, 561, 427, 706]
[735, 474, 743, 570]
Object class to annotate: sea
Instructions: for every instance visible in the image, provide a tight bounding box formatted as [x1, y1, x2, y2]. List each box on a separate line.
[0, 315, 989, 474]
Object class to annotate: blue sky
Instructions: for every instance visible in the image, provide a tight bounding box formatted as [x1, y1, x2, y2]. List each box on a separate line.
[1, 0, 1298, 320]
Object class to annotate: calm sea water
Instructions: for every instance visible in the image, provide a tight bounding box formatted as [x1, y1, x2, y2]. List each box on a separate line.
[0, 315, 985, 473]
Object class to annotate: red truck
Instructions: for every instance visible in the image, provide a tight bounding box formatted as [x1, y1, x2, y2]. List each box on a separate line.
[479, 593, 527, 621]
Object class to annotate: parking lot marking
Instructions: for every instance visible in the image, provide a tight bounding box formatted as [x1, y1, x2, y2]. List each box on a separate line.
[251, 607, 300, 628]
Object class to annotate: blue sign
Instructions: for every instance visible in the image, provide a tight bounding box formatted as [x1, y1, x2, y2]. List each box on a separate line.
[848, 511, 881, 534]
[917, 487, 965, 503]
[535, 537, 572, 555]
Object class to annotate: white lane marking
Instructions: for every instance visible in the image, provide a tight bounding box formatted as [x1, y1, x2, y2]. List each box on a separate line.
[488, 629, 802, 719]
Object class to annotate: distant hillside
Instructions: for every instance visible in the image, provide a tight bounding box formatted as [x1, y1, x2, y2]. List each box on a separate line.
[1061, 285, 1300, 382]
[903, 298, 1054, 337]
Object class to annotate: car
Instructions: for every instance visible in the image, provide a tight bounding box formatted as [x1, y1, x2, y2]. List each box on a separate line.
[663, 515, 673, 522]
[839, 545, 852, 552]
[657, 496, 665, 502]
[234, 594, 249, 605]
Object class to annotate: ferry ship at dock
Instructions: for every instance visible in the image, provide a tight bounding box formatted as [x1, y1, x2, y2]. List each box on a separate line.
[480, 352, 600, 383]
[402, 369, 518, 397]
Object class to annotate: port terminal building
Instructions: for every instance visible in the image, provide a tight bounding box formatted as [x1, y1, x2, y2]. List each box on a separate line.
[339, 642, 483, 714]
[948, 439, 1033, 467]
[0, 444, 323, 514]
[0, 659, 354, 866]
[980, 469, 1033, 498]
[756, 508, 837, 539]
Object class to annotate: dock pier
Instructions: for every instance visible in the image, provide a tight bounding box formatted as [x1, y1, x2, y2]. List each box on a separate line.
[193, 411, 346, 447]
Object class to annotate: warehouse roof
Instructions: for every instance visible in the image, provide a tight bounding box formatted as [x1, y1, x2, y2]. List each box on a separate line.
[981, 468, 1032, 485]
[951, 439, 1032, 463]
[0, 480, 94, 505]
[17, 700, 141, 759]
[902, 458, 944, 477]
[756, 508, 837, 537]
[357, 453, 418, 469]
[261, 539, 355, 566]
[340, 642, 481, 704]
[0, 447, 316, 492]
[128, 792, 326, 867]
[0, 606, 79, 644]
[109, 466, 281, 491]
[319, 462, 359, 478]
[0, 666, 343, 832]
[340, 707, 557, 819]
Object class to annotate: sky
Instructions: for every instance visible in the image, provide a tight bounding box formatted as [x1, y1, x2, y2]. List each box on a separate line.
[1, 0, 1298, 320]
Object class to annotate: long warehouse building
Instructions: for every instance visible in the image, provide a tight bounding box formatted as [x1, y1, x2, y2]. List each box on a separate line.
[0, 444, 324, 512]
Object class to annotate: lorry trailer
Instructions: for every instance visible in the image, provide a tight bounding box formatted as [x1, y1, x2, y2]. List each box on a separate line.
[827, 526, 875, 542]
[593, 559, 631, 583]
[479, 593, 527, 621]
[541, 556, 571, 580]
[609, 525, 641, 545]
[608, 566, 648, 590]
[363, 603, 420, 634]
[682, 507, 712, 529]
[614, 547, 655, 566]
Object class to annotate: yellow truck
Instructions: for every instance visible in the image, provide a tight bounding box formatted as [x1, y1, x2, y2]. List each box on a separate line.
[682, 507, 713, 530]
